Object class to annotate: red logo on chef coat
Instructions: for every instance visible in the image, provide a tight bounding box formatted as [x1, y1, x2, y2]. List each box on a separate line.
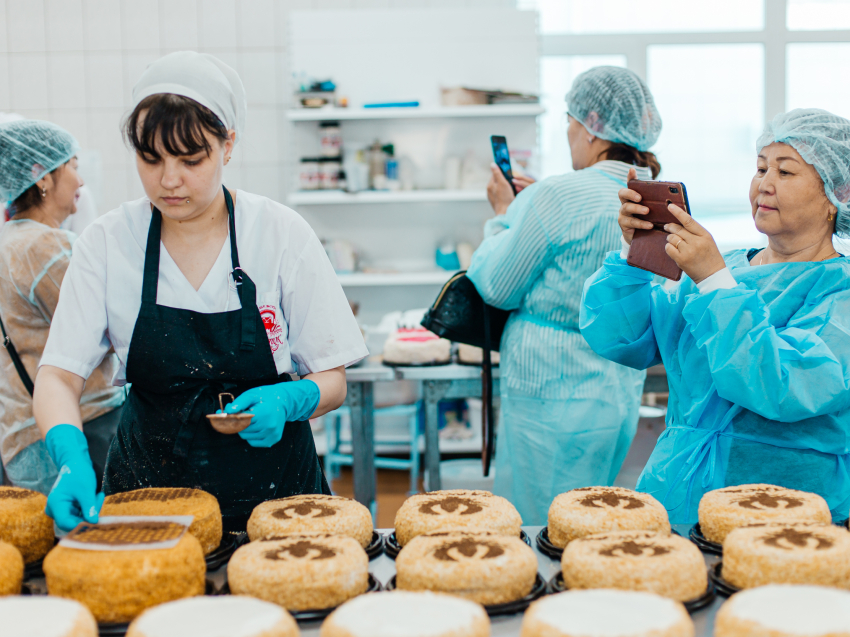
[260, 305, 283, 353]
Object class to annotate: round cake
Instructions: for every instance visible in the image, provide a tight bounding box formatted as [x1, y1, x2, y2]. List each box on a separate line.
[548, 487, 671, 548]
[382, 328, 451, 365]
[0, 540, 23, 596]
[320, 591, 490, 637]
[698, 484, 831, 544]
[520, 590, 694, 637]
[561, 530, 708, 602]
[1, 596, 98, 637]
[715, 585, 850, 637]
[722, 522, 850, 589]
[394, 489, 522, 546]
[101, 488, 222, 555]
[127, 596, 300, 637]
[228, 533, 369, 611]
[44, 524, 206, 623]
[396, 530, 537, 605]
[0, 486, 54, 563]
[248, 495, 373, 547]
[457, 344, 500, 365]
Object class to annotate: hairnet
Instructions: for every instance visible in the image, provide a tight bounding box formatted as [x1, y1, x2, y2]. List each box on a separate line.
[132, 51, 247, 143]
[566, 66, 662, 152]
[0, 120, 80, 205]
[756, 108, 850, 236]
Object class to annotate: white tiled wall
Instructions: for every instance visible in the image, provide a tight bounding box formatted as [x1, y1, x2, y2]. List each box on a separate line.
[0, 0, 515, 213]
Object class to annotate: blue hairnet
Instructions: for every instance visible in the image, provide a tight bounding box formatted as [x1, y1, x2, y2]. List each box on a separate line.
[756, 108, 850, 237]
[0, 120, 80, 206]
[566, 66, 662, 152]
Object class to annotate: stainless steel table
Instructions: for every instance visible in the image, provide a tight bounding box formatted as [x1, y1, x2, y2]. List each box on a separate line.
[286, 523, 722, 636]
[342, 361, 395, 520]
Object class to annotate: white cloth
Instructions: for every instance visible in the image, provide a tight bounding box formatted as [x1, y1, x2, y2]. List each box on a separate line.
[696, 267, 737, 294]
[132, 51, 247, 142]
[40, 190, 368, 384]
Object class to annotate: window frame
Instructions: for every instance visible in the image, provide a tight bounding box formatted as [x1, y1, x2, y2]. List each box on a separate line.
[537, 0, 850, 122]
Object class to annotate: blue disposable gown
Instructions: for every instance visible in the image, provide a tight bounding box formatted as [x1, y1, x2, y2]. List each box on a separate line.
[468, 161, 647, 524]
[580, 248, 850, 523]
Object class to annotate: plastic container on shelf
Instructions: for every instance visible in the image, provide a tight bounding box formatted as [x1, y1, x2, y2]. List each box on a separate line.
[299, 157, 321, 190]
[319, 157, 341, 189]
[320, 121, 342, 157]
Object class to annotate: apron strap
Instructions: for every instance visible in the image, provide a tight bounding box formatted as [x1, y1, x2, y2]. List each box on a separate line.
[141, 208, 163, 308]
[142, 187, 258, 351]
[223, 187, 258, 352]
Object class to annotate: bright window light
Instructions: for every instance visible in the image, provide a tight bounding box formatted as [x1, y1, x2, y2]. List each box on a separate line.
[787, 0, 850, 30]
[538, 55, 627, 179]
[648, 44, 765, 249]
[787, 43, 850, 120]
[518, 0, 763, 34]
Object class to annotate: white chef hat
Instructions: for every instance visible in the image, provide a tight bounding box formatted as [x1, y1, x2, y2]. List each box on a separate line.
[131, 51, 247, 143]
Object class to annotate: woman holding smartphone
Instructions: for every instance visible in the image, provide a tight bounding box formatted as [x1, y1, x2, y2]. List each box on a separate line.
[467, 67, 663, 524]
[33, 52, 368, 532]
[581, 108, 850, 523]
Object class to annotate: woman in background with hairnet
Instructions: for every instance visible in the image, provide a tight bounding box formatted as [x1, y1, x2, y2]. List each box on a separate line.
[0, 120, 124, 493]
[467, 67, 662, 524]
[581, 108, 850, 523]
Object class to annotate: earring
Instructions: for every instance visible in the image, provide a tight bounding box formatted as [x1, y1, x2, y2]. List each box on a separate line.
[829, 210, 836, 222]
[41, 186, 47, 199]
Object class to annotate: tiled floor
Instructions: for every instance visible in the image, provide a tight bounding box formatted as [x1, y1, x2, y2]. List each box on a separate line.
[330, 415, 666, 528]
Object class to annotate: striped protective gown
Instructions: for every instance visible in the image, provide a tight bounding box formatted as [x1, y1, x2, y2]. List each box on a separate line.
[467, 160, 647, 524]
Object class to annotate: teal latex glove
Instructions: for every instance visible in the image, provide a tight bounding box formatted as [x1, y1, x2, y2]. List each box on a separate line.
[44, 425, 104, 532]
[225, 379, 321, 448]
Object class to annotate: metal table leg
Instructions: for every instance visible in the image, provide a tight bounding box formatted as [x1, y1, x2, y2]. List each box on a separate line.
[346, 381, 377, 521]
[422, 379, 451, 492]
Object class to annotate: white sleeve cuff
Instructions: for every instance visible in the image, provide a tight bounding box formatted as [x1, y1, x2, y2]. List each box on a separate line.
[620, 236, 630, 260]
[697, 267, 737, 294]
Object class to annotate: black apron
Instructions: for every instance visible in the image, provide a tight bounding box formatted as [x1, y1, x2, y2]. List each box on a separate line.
[104, 187, 329, 532]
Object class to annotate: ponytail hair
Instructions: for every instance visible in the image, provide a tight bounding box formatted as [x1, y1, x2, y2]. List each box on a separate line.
[601, 142, 661, 179]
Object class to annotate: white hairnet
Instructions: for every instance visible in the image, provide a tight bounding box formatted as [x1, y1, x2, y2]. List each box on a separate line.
[132, 51, 247, 143]
[0, 120, 80, 206]
[566, 66, 662, 152]
[757, 108, 850, 237]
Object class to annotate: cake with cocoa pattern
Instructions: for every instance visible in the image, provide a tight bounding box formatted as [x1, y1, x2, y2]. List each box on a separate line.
[548, 487, 670, 548]
[396, 530, 537, 605]
[698, 484, 831, 544]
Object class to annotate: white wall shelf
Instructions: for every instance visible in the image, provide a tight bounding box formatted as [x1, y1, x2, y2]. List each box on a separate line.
[289, 190, 486, 205]
[288, 104, 544, 122]
[337, 271, 456, 287]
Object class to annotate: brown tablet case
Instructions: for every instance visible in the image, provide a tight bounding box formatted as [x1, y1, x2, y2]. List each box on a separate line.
[626, 180, 690, 281]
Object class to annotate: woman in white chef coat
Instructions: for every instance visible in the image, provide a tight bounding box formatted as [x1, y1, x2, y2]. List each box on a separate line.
[33, 51, 368, 533]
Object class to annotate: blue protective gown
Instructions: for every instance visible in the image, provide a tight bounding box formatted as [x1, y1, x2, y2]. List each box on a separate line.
[467, 161, 647, 524]
[580, 248, 850, 523]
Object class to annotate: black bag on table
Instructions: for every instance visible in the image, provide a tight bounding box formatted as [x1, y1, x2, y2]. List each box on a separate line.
[420, 272, 510, 476]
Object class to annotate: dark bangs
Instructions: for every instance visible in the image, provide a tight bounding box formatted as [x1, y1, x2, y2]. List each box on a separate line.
[124, 94, 228, 160]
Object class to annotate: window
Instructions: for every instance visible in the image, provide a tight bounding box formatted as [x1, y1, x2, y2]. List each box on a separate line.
[787, 43, 850, 120]
[787, 0, 850, 30]
[647, 44, 764, 218]
[528, 0, 850, 249]
[520, 0, 763, 34]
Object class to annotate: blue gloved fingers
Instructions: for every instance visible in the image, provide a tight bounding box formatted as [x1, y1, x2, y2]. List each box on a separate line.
[84, 491, 106, 524]
[43, 425, 100, 531]
[224, 388, 264, 414]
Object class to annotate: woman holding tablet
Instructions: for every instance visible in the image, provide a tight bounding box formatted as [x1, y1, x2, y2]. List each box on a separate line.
[34, 51, 367, 532]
